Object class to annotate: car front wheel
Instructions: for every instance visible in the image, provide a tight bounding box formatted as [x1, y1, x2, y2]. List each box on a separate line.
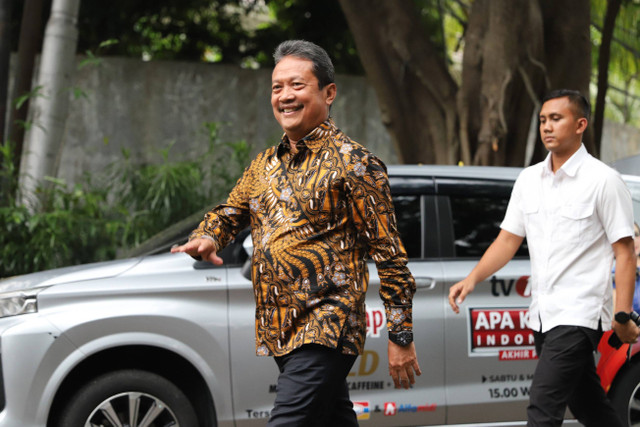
[609, 360, 640, 426]
[56, 369, 198, 427]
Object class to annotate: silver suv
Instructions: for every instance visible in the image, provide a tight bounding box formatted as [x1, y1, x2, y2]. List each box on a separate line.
[1, 165, 639, 427]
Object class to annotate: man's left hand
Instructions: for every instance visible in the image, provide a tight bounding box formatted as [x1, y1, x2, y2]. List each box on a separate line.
[388, 341, 421, 389]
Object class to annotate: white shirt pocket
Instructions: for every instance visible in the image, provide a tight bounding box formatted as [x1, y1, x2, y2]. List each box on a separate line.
[523, 199, 542, 240]
[556, 203, 594, 242]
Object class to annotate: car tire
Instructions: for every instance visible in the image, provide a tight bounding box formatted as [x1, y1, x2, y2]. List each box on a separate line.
[56, 369, 199, 427]
[609, 360, 640, 426]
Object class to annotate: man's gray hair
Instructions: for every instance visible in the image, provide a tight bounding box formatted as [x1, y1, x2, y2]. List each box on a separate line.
[274, 40, 335, 89]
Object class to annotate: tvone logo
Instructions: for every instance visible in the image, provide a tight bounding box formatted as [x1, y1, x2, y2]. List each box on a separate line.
[491, 276, 530, 297]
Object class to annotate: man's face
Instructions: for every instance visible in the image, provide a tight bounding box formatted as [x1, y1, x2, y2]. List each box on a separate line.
[271, 56, 336, 142]
[539, 96, 587, 157]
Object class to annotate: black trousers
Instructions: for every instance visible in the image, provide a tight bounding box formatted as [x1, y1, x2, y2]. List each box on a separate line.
[527, 325, 624, 427]
[267, 344, 359, 427]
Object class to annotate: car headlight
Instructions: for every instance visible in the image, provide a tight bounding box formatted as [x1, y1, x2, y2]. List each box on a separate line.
[0, 288, 43, 318]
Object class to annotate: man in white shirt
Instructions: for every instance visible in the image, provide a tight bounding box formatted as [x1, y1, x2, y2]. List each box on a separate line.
[448, 89, 638, 426]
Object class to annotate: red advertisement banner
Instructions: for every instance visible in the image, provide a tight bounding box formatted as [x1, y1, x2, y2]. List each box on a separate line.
[471, 308, 534, 352]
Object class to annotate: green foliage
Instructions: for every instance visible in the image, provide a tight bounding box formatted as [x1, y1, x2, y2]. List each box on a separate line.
[79, 40, 119, 69]
[0, 174, 120, 276]
[0, 123, 249, 278]
[13, 85, 43, 110]
[74, 0, 364, 74]
[0, 140, 18, 206]
[591, 0, 640, 126]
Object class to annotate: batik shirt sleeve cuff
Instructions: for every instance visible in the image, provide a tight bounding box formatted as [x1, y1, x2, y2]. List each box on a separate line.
[385, 304, 413, 333]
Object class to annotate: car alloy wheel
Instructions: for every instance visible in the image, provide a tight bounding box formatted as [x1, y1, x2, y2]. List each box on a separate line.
[56, 369, 198, 427]
[85, 391, 179, 426]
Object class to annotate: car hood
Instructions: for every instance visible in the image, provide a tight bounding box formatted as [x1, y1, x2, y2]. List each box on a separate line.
[0, 257, 143, 293]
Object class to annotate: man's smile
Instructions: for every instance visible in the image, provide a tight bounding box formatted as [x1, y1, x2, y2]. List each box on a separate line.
[280, 105, 303, 114]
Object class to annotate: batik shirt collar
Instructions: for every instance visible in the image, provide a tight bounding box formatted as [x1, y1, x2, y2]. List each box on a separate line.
[276, 118, 335, 158]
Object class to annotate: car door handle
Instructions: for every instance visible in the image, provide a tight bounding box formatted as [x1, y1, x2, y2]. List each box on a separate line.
[415, 277, 436, 290]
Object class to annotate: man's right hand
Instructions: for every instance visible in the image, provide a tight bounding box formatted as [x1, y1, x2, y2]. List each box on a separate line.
[171, 238, 224, 265]
[448, 278, 476, 314]
[613, 319, 640, 344]
[447, 230, 524, 315]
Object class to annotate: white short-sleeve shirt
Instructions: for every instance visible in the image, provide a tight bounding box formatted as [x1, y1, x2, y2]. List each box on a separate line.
[501, 144, 634, 333]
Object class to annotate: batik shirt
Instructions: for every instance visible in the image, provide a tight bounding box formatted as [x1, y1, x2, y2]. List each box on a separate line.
[190, 118, 416, 357]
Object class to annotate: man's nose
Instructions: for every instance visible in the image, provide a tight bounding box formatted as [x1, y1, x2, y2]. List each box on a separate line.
[279, 85, 295, 101]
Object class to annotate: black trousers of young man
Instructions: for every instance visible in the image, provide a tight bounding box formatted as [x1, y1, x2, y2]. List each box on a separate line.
[267, 344, 359, 427]
[527, 325, 624, 427]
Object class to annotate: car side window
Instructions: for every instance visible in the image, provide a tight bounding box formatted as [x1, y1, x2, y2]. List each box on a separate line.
[435, 178, 528, 259]
[449, 195, 528, 258]
[393, 195, 422, 259]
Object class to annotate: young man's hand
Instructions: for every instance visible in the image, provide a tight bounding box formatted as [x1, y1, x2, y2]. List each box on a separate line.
[448, 278, 476, 314]
[613, 319, 640, 344]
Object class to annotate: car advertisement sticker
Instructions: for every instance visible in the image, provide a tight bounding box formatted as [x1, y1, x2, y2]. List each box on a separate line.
[353, 401, 370, 420]
[469, 307, 536, 358]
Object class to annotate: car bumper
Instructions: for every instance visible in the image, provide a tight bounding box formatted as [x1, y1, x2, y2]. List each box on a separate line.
[0, 313, 73, 427]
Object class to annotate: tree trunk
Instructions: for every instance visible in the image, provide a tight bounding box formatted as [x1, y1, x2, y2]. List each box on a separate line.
[339, 0, 592, 167]
[8, 0, 45, 180]
[534, 0, 592, 163]
[0, 0, 13, 142]
[593, 0, 621, 157]
[19, 0, 80, 208]
[459, 0, 545, 166]
[338, 0, 458, 164]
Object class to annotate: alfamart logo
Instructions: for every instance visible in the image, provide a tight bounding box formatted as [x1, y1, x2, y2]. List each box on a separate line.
[383, 401, 437, 415]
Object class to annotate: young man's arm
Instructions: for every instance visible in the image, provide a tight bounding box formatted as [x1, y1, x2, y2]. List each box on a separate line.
[448, 229, 524, 313]
[612, 237, 640, 343]
[596, 171, 638, 343]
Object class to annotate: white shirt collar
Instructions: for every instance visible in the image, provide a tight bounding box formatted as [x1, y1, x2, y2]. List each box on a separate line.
[541, 143, 588, 178]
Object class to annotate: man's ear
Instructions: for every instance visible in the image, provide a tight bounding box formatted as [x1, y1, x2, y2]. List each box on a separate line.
[324, 83, 337, 106]
[576, 117, 588, 135]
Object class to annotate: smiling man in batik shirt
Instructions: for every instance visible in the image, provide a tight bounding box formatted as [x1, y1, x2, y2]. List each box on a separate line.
[172, 40, 421, 426]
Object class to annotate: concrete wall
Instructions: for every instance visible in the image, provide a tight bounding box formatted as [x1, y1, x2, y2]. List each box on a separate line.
[56, 56, 397, 186]
[601, 120, 640, 167]
[16, 56, 640, 185]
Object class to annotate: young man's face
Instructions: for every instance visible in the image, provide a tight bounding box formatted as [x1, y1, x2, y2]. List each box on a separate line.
[538, 96, 587, 157]
[271, 56, 336, 143]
